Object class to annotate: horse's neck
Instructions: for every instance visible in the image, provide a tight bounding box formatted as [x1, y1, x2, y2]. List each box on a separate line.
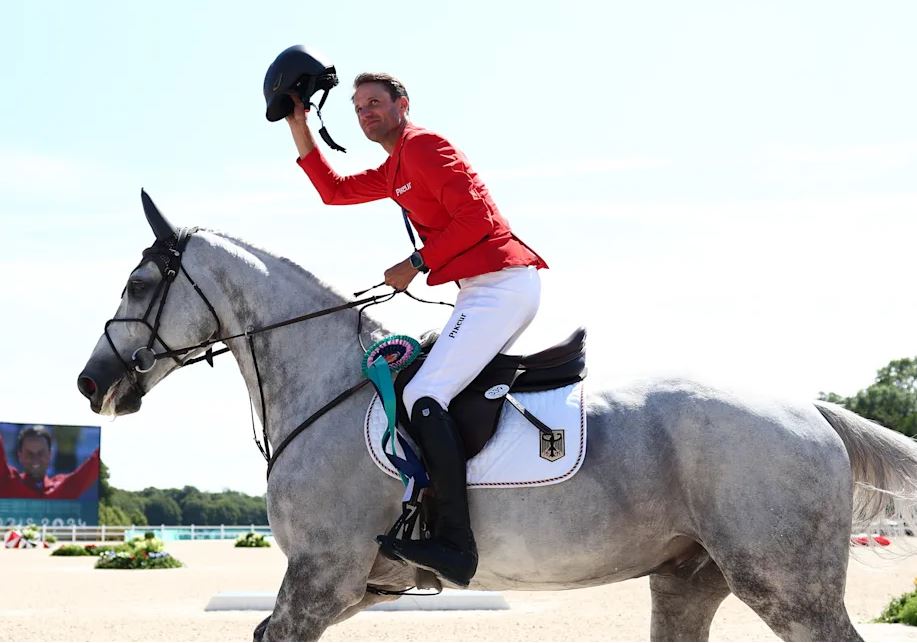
[191, 232, 388, 446]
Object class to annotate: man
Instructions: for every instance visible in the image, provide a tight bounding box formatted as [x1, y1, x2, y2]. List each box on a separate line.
[0, 426, 100, 500]
[286, 72, 547, 586]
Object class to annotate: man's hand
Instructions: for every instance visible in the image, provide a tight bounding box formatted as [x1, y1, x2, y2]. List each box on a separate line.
[384, 258, 420, 291]
[286, 95, 316, 159]
[286, 94, 309, 125]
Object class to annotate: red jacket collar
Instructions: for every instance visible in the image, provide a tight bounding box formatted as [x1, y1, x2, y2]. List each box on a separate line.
[388, 122, 421, 158]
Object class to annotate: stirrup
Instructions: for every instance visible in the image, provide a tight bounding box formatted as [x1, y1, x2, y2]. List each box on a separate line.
[377, 536, 476, 587]
[377, 482, 431, 559]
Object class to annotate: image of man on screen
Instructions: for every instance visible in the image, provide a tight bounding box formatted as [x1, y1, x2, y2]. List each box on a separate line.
[0, 426, 100, 499]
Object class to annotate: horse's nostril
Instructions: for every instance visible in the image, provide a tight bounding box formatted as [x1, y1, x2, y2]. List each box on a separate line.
[77, 376, 97, 399]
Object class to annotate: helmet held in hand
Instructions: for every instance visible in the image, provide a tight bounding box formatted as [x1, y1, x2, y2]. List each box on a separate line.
[263, 45, 339, 122]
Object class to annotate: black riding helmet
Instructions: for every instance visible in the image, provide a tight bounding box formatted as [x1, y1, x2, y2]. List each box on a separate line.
[263, 45, 346, 152]
[263, 45, 338, 121]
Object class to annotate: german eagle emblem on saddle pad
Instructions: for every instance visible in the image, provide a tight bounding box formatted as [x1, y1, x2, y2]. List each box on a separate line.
[365, 381, 586, 488]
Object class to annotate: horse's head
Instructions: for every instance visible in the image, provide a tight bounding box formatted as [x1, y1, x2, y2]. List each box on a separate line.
[77, 190, 221, 416]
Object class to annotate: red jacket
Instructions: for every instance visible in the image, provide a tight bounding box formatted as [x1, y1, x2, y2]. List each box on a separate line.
[0, 434, 100, 500]
[297, 123, 547, 286]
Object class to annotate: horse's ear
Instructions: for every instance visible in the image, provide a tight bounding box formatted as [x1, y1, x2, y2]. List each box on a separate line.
[141, 188, 177, 241]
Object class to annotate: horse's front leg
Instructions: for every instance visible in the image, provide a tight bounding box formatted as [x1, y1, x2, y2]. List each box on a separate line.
[252, 588, 399, 641]
[253, 586, 398, 641]
[331, 589, 399, 624]
[261, 549, 373, 642]
[329, 553, 415, 624]
[253, 615, 271, 641]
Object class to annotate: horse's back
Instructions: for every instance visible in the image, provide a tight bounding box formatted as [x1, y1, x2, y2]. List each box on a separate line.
[584, 377, 853, 541]
[473, 378, 852, 585]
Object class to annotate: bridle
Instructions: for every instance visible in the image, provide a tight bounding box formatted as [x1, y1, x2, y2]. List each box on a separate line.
[104, 225, 455, 598]
[103, 228, 448, 479]
[103, 228, 222, 393]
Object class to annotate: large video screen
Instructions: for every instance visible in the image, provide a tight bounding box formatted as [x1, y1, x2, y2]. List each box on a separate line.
[0, 422, 101, 527]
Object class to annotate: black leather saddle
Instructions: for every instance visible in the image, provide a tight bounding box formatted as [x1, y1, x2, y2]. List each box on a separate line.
[394, 327, 587, 459]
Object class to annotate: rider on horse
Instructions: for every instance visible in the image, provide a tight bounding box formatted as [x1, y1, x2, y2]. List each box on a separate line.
[268, 46, 547, 587]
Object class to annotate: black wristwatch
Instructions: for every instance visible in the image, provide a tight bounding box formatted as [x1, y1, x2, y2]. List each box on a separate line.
[409, 251, 429, 273]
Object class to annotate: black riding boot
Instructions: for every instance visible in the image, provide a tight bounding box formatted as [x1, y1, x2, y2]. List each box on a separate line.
[377, 396, 478, 587]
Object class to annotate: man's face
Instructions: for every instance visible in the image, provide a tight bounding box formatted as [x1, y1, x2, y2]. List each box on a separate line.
[353, 82, 407, 143]
[17, 436, 51, 482]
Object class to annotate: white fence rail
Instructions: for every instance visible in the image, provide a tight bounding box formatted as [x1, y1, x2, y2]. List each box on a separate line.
[10, 522, 912, 544]
[12, 524, 273, 543]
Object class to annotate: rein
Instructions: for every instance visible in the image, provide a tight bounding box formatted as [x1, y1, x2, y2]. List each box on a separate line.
[107, 229, 451, 480]
[150, 290, 397, 364]
[143, 283, 399, 473]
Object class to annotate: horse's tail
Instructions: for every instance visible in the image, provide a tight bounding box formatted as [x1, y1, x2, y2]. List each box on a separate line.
[815, 400, 917, 530]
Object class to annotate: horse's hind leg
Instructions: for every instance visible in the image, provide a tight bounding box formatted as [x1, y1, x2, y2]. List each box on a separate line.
[722, 562, 861, 641]
[713, 531, 862, 642]
[650, 556, 731, 642]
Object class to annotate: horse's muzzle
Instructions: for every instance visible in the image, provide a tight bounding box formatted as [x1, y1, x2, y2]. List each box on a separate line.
[77, 359, 142, 415]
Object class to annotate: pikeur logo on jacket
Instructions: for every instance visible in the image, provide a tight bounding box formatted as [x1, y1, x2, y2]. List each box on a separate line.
[297, 123, 547, 286]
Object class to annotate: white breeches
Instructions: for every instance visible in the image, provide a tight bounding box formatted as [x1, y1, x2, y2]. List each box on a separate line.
[403, 266, 541, 417]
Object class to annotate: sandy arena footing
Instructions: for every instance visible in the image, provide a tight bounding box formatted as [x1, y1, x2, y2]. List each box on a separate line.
[4, 539, 917, 641]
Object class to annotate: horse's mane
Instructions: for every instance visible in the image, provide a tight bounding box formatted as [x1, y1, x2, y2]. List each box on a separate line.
[200, 228, 317, 278]
[199, 228, 352, 305]
[194, 228, 392, 341]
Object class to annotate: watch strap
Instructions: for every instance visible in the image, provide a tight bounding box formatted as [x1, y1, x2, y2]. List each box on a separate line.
[410, 251, 429, 274]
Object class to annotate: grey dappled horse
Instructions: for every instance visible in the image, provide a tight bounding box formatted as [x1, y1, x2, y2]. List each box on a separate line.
[78, 207, 917, 641]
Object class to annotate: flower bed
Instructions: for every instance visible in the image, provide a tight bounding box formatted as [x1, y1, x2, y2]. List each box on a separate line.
[234, 532, 270, 548]
[93, 535, 183, 570]
[877, 577, 917, 625]
[52, 544, 96, 556]
[96, 549, 182, 569]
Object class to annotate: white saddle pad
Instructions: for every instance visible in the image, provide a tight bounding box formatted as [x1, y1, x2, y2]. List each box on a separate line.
[364, 381, 586, 488]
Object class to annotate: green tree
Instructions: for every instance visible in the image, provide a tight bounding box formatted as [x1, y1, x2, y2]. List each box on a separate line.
[181, 494, 212, 525]
[99, 503, 131, 525]
[108, 488, 148, 525]
[218, 497, 244, 524]
[820, 357, 917, 436]
[95, 466, 267, 526]
[143, 493, 182, 525]
[176, 485, 201, 505]
[99, 459, 113, 504]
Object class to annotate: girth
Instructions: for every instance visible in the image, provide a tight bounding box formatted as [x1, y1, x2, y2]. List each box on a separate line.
[394, 327, 587, 458]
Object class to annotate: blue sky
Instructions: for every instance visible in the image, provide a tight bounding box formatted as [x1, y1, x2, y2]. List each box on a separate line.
[2, 1, 916, 495]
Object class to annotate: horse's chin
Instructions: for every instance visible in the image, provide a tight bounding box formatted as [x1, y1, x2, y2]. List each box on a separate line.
[98, 378, 143, 416]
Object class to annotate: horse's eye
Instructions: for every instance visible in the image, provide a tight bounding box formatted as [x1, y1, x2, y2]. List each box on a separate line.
[128, 279, 147, 297]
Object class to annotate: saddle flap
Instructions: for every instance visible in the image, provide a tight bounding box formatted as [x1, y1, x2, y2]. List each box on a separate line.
[393, 327, 588, 459]
[394, 354, 517, 460]
[366, 382, 587, 489]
